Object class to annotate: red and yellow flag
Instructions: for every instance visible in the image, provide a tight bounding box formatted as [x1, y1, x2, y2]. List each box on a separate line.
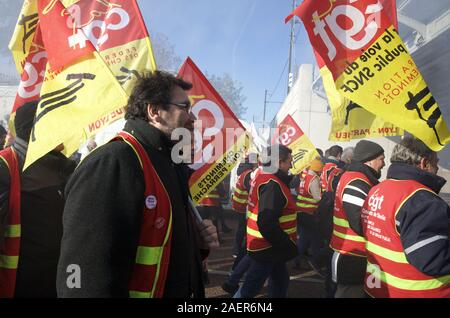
[273, 115, 318, 175]
[287, 0, 450, 150]
[178, 57, 250, 204]
[23, 0, 129, 169]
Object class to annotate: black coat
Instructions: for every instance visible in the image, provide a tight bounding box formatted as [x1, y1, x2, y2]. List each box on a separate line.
[56, 119, 204, 298]
[0, 139, 75, 298]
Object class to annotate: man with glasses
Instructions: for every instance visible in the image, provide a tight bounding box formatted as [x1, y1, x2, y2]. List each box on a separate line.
[57, 71, 218, 298]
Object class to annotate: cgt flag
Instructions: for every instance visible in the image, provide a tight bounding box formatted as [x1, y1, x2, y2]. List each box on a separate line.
[23, 0, 129, 169]
[44, 0, 158, 136]
[273, 115, 318, 175]
[178, 57, 250, 205]
[287, 0, 450, 151]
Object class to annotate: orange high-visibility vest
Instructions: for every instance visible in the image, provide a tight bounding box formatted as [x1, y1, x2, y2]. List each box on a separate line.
[330, 171, 372, 257]
[321, 162, 344, 192]
[198, 188, 221, 207]
[231, 169, 252, 213]
[247, 172, 297, 252]
[296, 170, 320, 215]
[362, 179, 450, 298]
[115, 132, 173, 298]
[0, 147, 21, 298]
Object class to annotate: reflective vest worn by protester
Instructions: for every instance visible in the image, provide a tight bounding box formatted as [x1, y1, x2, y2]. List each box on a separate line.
[247, 172, 297, 252]
[231, 169, 252, 213]
[114, 132, 173, 298]
[0, 147, 21, 298]
[296, 170, 320, 215]
[320, 162, 343, 193]
[330, 171, 373, 257]
[198, 188, 221, 207]
[362, 179, 450, 298]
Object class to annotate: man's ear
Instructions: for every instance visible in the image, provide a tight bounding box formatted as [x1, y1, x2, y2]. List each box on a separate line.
[419, 157, 428, 170]
[146, 104, 160, 123]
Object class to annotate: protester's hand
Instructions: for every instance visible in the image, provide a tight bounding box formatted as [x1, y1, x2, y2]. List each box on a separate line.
[198, 219, 220, 249]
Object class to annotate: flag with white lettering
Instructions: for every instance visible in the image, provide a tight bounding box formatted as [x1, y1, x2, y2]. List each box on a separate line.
[287, 0, 450, 150]
[273, 114, 318, 175]
[24, 0, 128, 169]
[178, 57, 250, 205]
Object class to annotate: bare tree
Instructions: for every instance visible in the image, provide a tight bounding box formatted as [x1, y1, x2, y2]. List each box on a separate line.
[150, 33, 182, 73]
[208, 73, 247, 118]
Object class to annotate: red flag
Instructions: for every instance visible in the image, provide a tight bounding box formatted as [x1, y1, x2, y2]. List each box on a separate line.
[178, 57, 249, 204]
[38, 0, 94, 70]
[286, 0, 397, 79]
[12, 25, 47, 114]
[62, 0, 149, 52]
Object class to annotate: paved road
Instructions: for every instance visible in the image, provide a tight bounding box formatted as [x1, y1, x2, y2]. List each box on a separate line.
[204, 213, 326, 298]
[206, 192, 450, 298]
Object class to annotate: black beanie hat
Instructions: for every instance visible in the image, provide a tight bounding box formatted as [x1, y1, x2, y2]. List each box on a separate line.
[352, 140, 384, 163]
[15, 100, 38, 141]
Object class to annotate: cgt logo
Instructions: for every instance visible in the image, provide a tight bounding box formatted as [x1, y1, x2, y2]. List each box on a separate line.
[313, 0, 383, 61]
[17, 51, 47, 99]
[278, 126, 297, 146]
[66, 4, 130, 50]
[189, 99, 225, 171]
[368, 189, 384, 212]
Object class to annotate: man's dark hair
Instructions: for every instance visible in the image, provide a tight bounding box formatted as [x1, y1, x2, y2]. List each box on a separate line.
[125, 71, 193, 121]
[0, 125, 6, 136]
[262, 144, 292, 167]
[316, 148, 324, 157]
[328, 145, 343, 158]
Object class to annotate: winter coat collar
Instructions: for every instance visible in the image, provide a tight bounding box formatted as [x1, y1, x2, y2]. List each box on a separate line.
[387, 163, 446, 194]
[323, 156, 345, 169]
[346, 162, 381, 186]
[124, 118, 173, 155]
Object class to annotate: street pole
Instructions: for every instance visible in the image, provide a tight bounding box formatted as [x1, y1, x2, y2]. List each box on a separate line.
[287, 0, 296, 95]
[263, 89, 268, 129]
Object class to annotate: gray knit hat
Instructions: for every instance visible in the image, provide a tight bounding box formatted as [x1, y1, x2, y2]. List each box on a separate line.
[352, 140, 384, 163]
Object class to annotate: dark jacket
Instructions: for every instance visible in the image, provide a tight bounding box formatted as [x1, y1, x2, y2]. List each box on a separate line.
[0, 138, 75, 297]
[56, 119, 204, 298]
[249, 169, 298, 263]
[334, 162, 380, 285]
[388, 163, 450, 276]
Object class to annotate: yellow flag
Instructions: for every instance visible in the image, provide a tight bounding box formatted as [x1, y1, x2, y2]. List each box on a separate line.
[274, 115, 319, 175]
[24, 52, 129, 169]
[9, 0, 39, 75]
[320, 66, 403, 142]
[290, 0, 450, 151]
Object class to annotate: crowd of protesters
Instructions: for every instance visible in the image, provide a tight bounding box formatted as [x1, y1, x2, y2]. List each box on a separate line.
[0, 71, 448, 298]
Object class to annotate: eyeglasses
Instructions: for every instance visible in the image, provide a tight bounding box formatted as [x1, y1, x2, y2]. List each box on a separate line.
[168, 102, 191, 109]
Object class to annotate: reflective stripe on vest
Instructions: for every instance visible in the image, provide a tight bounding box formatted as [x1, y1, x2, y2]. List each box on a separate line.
[296, 170, 320, 214]
[330, 171, 372, 257]
[198, 188, 220, 206]
[116, 132, 173, 298]
[232, 169, 252, 213]
[362, 179, 450, 298]
[0, 147, 21, 298]
[246, 172, 297, 252]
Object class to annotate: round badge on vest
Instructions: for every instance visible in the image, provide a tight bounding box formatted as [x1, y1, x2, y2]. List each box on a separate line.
[145, 195, 157, 209]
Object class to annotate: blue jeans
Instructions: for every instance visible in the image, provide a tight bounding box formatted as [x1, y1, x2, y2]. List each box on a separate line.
[234, 259, 290, 298]
[228, 254, 252, 286]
